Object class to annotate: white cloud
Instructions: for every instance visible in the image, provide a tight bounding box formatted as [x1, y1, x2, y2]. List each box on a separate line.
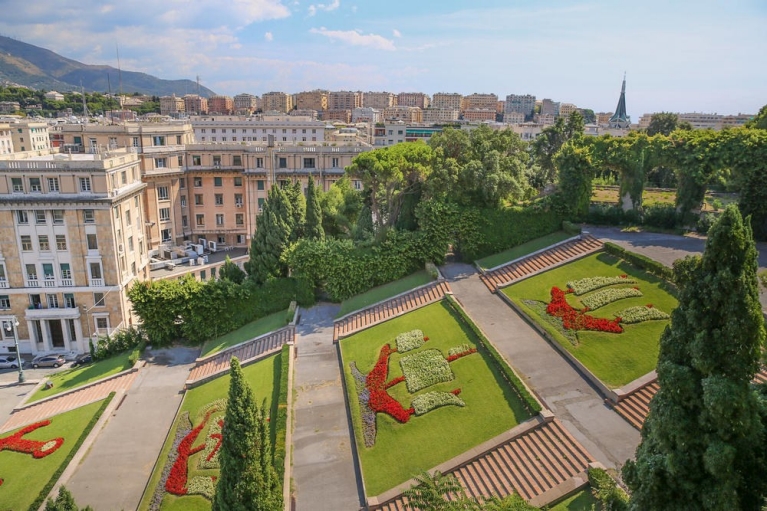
[307, 0, 340, 16]
[265, 31, 274, 41]
[392, 29, 401, 37]
[310, 27, 395, 50]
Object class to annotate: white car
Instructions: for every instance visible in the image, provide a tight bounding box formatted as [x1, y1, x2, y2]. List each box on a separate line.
[0, 355, 21, 369]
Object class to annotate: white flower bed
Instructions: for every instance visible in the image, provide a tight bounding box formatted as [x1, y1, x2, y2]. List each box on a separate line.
[395, 329, 425, 353]
[615, 305, 670, 324]
[400, 349, 454, 393]
[567, 276, 635, 295]
[448, 344, 472, 357]
[581, 287, 643, 310]
[412, 391, 465, 415]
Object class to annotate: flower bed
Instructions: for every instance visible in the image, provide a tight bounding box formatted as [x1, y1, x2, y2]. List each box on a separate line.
[412, 389, 465, 415]
[567, 275, 634, 295]
[614, 305, 670, 324]
[580, 287, 643, 310]
[395, 329, 426, 353]
[400, 349, 455, 393]
[522, 299, 578, 345]
[547, 287, 623, 334]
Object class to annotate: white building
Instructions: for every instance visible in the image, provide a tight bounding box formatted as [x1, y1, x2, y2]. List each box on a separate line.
[191, 115, 327, 144]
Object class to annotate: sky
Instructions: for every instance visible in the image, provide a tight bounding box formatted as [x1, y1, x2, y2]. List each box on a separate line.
[0, 0, 765, 119]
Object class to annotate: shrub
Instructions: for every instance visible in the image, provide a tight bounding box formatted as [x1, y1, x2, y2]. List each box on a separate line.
[272, 345, 290, 481]
[562, 220, 582, 236]
[602, 242, 675, 282]
[614, 305, 670, 324]
[94, 327, 145, 361]
[588, 467, 628, 510]
[697, 213, 716, 234]
[642, 204, 680, 229]
[411, 391, 465, 416]
[759, 270, 767, 290]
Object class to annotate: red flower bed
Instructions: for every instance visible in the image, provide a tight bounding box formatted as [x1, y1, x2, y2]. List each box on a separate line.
[385, 375, 405, 389]
[546, 287, 623, 334]
[447, 348, 477, 362]
[0, 419, 64, 458]
[166, 410, 214, 496]
[365, 344, 414, 423]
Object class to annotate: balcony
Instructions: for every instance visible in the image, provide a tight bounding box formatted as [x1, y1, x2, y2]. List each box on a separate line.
[26, 279, 40, 288]
[25, 306, 81, 320]
[43, 278, 56, 288]
[0, 279, 7, 289]
[61, 278, 74, 287]
[90, 278, 104, 287]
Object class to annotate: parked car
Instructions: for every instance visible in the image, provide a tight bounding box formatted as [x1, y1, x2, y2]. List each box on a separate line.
[0, 355, 20, 369]
[72, 353, 93, 367]
[31, 355, 66, 368]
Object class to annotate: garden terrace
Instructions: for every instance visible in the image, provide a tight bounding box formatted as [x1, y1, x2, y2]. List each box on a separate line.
[337, 270, 434, 318]
[476, 231, 573, 271]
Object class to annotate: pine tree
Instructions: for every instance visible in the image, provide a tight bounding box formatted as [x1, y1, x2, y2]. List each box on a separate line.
[245, 187, 291, 284]
[45, 486, 93, 511]
[623, 205, 767, 510]
[305, 175, 324, 240]
[219, 255, 246, 284]
[213, 358, 281, 511]
[285, 180, 306, 242]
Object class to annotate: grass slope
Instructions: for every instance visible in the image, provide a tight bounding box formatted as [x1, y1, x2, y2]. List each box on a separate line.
[549, 488, 600, 510]
[27, 352, 133, 403]
[503, 252, 678, 388]
[477, 231, 572, 270]
[138, 354, 281, 511]
[337, 270, 433, 318]
[0, 400, 106, 511]
[200, 310, 288, 357]
[340, 301, 531, 496]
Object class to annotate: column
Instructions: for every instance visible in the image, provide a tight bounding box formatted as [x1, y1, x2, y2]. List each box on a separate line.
[73, 317, 85, 354]
[40, 320, 52, 352]
[26, 320, 42, 355]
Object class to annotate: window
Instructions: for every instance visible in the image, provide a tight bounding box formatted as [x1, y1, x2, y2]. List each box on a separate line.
[332, 157, 339, 168]
[180, 195, 187, 208]
[87, 234, 98, 250]
[195, 194, 203, 205]
[216, 214, 224, 226]
[64, 293, 75, 308]
[114, 206, 120, 219]
[125, 210, 132, 226]
[213, 156, 221, 167]
[29, 177, 42, 192]
[192, 156, 201, 166]
[48, 177, 60, 192]
[279, 157, 287, 169]
[353, 180, 362, 190]
[17, 210, 28, 224]
[52, 210, 64, 224]
[236, 213, 244, 225]
[304, 158, 315, 169]
[256, 157, 264, 168]
[214, 177, 223, 187]
[182, 215, 188, 227]
[93, 292, 105, 306]
[157, 186, 169, 200]
[90, 263, 102, 280]
[196, 214, 205, 226]
[21, 235, 32, 251]
[11, 178, 23, 192]
[215, 194, 224, 205]
[152, 136, 165, 146]
[234, 194, 243, 205]
[132, 136, 139, 147]
[139, 239, 144, 255]
[96, 317, 109, 331]
[161, 228, 171, 242]
[194, 177, 202, 187]
[35, 210, 46, 224]
[135, 196, 140, 208]
[121, 171, 127, 185]
[60, 264, 71, 279]
[80, 177, 91, 192]
[234, 177, 242, 187]
[83, 210, 95, 223]
[154, 158, 167, 168]
[232, 155, 242, 166]
[131, 261, 136, 275]
[26, 264, 37, 280]
[159, 207, 171, 221]
[56, 235, 67, 251]
[47, 294, 59, 308]
[176, 135, 182, 145]
[258, 198, 265, 211]
[42, 264, 54, 281]
[39, 235, 50, 251]
[257, 180, 265, 191]
[0, 295, 10, 309]
[200, 270, 206, 281]
[179, 178, 186, 189]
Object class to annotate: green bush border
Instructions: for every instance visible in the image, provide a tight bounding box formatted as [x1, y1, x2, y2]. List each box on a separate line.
[443, 295, 542, 415]
[603, 242, 675, 283]
[272, 344, 290, 480]
[28, 392, 116, 511]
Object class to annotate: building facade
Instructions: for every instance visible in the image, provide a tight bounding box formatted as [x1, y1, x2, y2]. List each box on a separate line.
[160, 95, 185, 116]
[383, 106, 423, 123]
[396, 92, 430, 109]
[421, 108, 460, 124]
[351, 107, 382, 124]
[233, 94, 259, 114]
[321, 109, 352, 123]
[462, 109, 496, 122]
[207, 96, 234, 115]
[504, 94, 536, 119]
[558, 103, 578, 118]
[328, 91, 363, 111]
[191, 115, 327, 144]
[462, 93, 498, 112]
[183, 95, 208, 116]
[10, 121, 51, 153]
[0, 124, 13, 155]
[432, 93, 463, 110]
[363, 92, 396, 109]
[295, 90, 328, 111]
[262, 92, 293, 113]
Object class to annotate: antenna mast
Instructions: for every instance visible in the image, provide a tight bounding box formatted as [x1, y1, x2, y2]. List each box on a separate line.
[81, 81, 88, 118]
[116, 43, 123, 98]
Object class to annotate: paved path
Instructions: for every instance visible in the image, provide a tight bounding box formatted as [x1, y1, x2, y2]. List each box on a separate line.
[442, 263, 641, 470]
[0, 384, 32, 427]
[292, 304, 364, 511]
[66, 347, 198, 511]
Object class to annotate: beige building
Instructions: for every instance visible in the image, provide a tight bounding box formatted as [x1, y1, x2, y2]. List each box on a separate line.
[396, 92, 430, 109]
[558, 103, 578, 118]
[183, 95, 208, 115]
[208, 96, 234, 115]
[10, 121, 50, 153]
[432, 93, 463, 110]
[504, 94, 536, 118]
[503, 112, 525, 125]
[462, 93, 498, 112]
[262, 92, 293, 113]
[639, 112, 754, 131]
[233, 94, 259, 114]
[596, 112, 613, 126]
[462, 109, 496, 122]
[363, 92, 396, 109]
[0, 124, 13, 155]
[383, 106, 423, 123]
[45, 91, 65, 101]
[422, 108, 460, 124]
[160, 95, 185, 116]
[540, 99, 560, 118]
[322, 109, 352, 123]
[328, 91, 362, 111]
[351, 107, 383, 123]
[295, 90, 328, 111]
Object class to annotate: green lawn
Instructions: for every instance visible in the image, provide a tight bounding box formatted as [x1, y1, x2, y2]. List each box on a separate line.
[503, 252, 678, 388]
[340, 301, 532, 496]
[337, 270, 434, 318]
[200, 310, 288, 357]
[27, 351, 133, 403]
[138, 354, 281, 511]
[548, 488, 599, 510]
[0, 400, 106, 511]
[477, 231, 573, 270]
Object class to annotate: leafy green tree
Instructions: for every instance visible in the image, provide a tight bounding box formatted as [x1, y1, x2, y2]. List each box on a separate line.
[318, 177, 362, 238]
[530, 112, 584, 188]
[285, 180, 306, 242]
[128, 276, 194, 346]
[245, 186, 292, 284]
[219, 255, 246, 284]
[45, 486, 93, 511]
[555, 140, 594, 218]
[213, 357, 281, 511]
[623, 205, 767, 511]
[646, 112, 681, 136]
[402, 471, 538, 510]
[579, 108, 596, 124]
[305, 175, 324, 240]
[746, 104, 767, 130]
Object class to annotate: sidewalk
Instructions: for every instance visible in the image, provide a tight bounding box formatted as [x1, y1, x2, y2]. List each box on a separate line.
[442, 263, 641, 469]
[292, 304, 364, 511]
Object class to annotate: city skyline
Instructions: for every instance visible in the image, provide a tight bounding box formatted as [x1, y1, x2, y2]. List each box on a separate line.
[0, 0, 764, 120]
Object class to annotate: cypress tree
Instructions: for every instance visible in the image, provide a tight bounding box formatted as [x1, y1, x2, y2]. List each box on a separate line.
[245, 187, 291, 284]
[623, 205, 767, 510]
[305, 175, 324, 240]
[286, 180, 306, 242]
[45, 486, 93, 511]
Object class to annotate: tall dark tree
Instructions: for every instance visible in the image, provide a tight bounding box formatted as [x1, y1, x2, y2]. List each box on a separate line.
[285, 180, 306, 242]
[623, 205, 767, 510]
[646, 112, 680, 136]
[213, 358, 281, 511]
[245, 186, 291, 284]
[305, 175, 324, 240]
[218, 255, 246, 284]
[531, 112, 584, 188]
[45, 486, 93, 511]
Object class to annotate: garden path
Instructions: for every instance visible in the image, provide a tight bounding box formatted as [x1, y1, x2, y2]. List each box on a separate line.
[292, 303, 365, 511]
[442, 263, 641, 470]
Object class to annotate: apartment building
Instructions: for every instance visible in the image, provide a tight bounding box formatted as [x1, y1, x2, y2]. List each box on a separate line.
[596, 112, 613, 126]
[372, 123, 445, 146]
[10, 121, 51, 153]
[383, 106, 423, 123]
[351, 107, 383, 124]
[558, 103, 578, 118]
[504, 94, 536, 119]
[262, 92, 293, 113]
[290, 109, 319, 120]
[462, 109, 496, 122]
[192, 115, 326, 144]
[432, 93, 463, 110]
[422, 108, 460, 123]
[322, 109, 352, 123]
[461, 93, 498, 112]
[208, 96, 234, 115]
[638, 112, 754, 131]
[295, 90, 328, 111]
[328, 91, 363, 111]
[0, 149, 147, 355]
[184, 95, 208, 115]
[503, 112, 525, 125]
[540, 99, 560, 118]
[160, 95, 185, 116]
[363, 92, 396, 109]
[0, 124, 13, 155]
[396, 92, 430, 109]
[233, 94, 259, 114]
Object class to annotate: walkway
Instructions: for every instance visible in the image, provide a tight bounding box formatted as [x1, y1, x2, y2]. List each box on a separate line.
[333, 280, 452, 342]
[292, 304, 363, 511]
[66, 347, 199, 511]
[443, 263, 641, 470]
[479, 235, 603, 292]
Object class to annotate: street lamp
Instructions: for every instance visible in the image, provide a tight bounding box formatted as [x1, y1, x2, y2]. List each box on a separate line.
[4, 317, 24, 383]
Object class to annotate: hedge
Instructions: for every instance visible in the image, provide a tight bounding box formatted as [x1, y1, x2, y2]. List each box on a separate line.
[602, 242, 675, 283]
[444, 295, 542, 415]
[28, 393, 115, 511]
[272, 344, 290, 484]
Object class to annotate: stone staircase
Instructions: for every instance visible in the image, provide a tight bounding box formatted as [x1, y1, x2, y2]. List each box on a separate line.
[480, 235, 603, 292]
[333, 280, 452, 343]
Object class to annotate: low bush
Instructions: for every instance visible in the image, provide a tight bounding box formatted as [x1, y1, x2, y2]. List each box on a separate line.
[94, 327, 145, 361]
[272, 344, 290, 481]
[128, 341, 145, 366]
[697, 212, 717, 234]
[642, 204, 680, 229]
[588, 467, 629, 510]
[603, 242, 675, 283]
[562, 220, 582, 236]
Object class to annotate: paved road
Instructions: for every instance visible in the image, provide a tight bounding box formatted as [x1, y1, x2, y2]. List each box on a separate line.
[442, 263, 641, 470]
[0, 384, 33, 426]
[66, 347, 198, 511]
[292, 304, 364, 511]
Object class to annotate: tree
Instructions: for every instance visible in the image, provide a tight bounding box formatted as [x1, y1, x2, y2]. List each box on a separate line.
[213, 358, 281, 511]
[318, 177, 362, 238]
[218, 255, 246, 284]
[531, 113, 584, 188]
[555, 140, 594, 219]
[245, 186, 291, 284]
[623, 205, 767, 510]
[305, 175, 324, 240]
[402, 471, 538, 510]
[646, 112, 680, 136]
[45, 486, 93, 511]
[746, 104, 767, 130]
[579, 108, 596, 124]
[285, 180, 306, 242]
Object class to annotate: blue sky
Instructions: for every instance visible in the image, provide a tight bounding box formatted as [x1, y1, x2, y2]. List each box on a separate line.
[0, 0, 765, 119]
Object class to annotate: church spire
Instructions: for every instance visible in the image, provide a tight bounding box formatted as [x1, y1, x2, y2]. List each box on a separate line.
[609, 73, 630, 128]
